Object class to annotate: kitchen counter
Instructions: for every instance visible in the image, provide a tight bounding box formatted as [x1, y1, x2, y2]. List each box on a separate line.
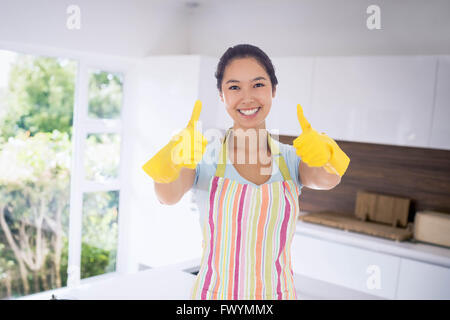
[20, 267, 197, 300]
[20, 264, 381, 300]
[293, 215, 450, 299]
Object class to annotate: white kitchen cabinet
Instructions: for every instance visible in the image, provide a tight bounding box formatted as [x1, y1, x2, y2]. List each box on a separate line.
[310, 56, 438, 147]
[429, 56, 450, 151]
[198, 56, 231, 131]
[266, 57, 315, 136]
[396, 258, 450, 299]
[291, 233, 400, 299]
[292, 220, 450, 300]
[195, 55, 450, 151]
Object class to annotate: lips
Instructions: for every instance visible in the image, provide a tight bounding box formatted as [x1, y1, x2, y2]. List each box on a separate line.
[238, 106, 261, 117]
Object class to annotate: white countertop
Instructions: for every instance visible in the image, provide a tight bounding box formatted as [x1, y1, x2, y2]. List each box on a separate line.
[295, 217, 450, 268]
[20, 267, 197, 300]
[20, 263, 381, 300]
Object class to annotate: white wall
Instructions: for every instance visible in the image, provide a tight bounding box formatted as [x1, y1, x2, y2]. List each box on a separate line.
[125, 55, 211, 268]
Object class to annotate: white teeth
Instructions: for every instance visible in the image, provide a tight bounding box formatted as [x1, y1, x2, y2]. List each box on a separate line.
[239, 107, 259, 115]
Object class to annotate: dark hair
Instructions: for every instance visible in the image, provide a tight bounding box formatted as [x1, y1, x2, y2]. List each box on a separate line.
[215, 44, 278, 93]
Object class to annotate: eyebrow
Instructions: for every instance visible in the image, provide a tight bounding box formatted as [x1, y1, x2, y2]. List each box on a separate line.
[225, 76, 268, 84]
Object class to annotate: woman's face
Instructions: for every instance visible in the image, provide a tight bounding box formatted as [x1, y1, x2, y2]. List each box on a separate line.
[220, 57, 276, 130]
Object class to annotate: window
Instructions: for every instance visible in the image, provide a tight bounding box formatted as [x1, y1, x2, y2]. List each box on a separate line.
[88, 70, 123, 119]
[84, 133, 121, 182]
[81, 190, 119, 279]
[0, 49, 127, 299]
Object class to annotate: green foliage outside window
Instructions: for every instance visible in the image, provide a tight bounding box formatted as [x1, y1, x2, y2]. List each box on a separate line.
[0, 55, 75, 139]
[88, 70, 123, 119]
[0, 53, 120, 299]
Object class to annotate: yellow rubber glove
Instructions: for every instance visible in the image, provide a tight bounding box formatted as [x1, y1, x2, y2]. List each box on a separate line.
[142, 100, 208, 183]
[293, 104, 350, 177]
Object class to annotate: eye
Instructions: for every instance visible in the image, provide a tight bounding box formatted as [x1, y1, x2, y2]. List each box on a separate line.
[228, 83, 264, 90]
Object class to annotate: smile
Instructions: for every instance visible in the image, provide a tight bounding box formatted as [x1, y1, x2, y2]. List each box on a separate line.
[238, 107, 261, 116]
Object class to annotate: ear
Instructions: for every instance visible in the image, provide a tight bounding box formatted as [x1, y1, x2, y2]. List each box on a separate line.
[272, 86, 277, 98]
[219, 90, 224, 102]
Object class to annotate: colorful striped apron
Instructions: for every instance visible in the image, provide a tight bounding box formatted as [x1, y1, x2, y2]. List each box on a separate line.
[190, 130, 300, 300]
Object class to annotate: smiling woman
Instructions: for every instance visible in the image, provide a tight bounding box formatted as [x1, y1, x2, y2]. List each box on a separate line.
[143, 43, 350, 300]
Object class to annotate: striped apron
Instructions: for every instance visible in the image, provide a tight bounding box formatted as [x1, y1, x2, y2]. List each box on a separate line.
[190, 131, 300, 300]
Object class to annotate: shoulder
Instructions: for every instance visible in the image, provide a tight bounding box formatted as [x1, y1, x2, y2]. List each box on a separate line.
[275, 140, 298, 160]
[193, 133, 224, 189]
[201, 133, 223, 164]
[272, 139, 303, 187]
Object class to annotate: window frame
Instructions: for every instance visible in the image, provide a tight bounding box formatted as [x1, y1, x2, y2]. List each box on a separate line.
[68, 61, 126, 287]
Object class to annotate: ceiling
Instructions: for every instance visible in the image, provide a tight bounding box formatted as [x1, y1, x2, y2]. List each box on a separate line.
[0, 0, 448, 58]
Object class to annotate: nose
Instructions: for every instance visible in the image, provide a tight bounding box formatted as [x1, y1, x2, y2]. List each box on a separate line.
[241, 98, 255, 106]
[240, 88, 256, 106]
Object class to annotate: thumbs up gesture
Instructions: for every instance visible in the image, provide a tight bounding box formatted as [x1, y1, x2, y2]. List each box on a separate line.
[293, 104, 350, 177]
[142, 100, 208, 183]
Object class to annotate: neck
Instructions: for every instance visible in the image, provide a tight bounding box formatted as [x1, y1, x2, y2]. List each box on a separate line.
[233, 120, 266, 132]
[230, 122, 269, 156]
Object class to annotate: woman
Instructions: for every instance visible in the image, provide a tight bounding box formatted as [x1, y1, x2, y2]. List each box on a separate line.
[142, 44, 350, 300]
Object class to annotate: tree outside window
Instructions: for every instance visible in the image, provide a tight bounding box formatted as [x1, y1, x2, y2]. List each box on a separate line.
[0, 50, 121, 299]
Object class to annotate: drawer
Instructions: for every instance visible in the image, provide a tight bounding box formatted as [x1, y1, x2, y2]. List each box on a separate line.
[291, 233, 400, 299]
[396, 258, 450, 299]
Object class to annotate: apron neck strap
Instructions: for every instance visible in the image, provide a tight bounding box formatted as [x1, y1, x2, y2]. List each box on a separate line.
[215, 128, 292, 181]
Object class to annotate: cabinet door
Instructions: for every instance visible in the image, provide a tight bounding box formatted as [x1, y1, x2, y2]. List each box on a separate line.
[429, 56, 450, 150]
[396, 258, 450, 299]
[198, 56, 232, 131]
[291, 233, 400, 299]
[266, 57, 315, 136]
[311, 56, 437, 147]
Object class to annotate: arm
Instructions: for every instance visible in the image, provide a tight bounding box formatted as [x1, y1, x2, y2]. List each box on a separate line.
[154, 167, 196, 205]
[299, 161, 341, 190]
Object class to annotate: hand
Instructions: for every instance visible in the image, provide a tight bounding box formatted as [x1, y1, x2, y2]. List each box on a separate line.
[171, 100, 208, 169]
[293, 104, 350, 177]
[142, 100, 208, 183]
